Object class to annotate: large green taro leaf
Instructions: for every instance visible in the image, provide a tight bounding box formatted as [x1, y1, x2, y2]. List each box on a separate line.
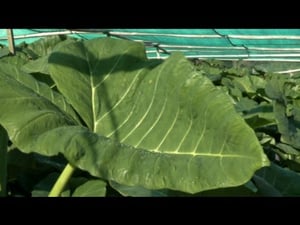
[0, 38, 269, 193]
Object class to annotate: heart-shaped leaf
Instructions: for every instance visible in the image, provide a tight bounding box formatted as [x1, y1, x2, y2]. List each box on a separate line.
[0, 38, 269, 193]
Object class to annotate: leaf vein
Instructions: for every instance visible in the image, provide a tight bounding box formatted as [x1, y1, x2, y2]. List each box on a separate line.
[135, 96, 168, 148]
[154, 107, 180, 151]
[95, 68, 143, 127]
[121, 65, 163, 143]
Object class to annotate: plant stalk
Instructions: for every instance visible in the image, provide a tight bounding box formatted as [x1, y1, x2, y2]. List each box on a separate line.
[0, 125, 8, 197]
[49, 163, 76, 197]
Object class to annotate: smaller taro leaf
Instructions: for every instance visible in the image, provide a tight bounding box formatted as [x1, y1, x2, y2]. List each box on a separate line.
[276, 143, 300, 156]
[22, 56, 50, 75]
[256, 132, 274, 145]
[67, 176, 88, 193]
[22, 37, 80, 75]
[224, 61, 252, 77]
[0, 62, 80, 125]
[0, 50, 30, 66]
[240, 102, 275, 129]
[265, 74, 289, 103]
[232, 75, 266, 96]
[72, 179, 107, 197]
[244, 102, 274, 120]
[273, 143, 300, 165]
[194, 63, 223, 83]
[235, 97, 258, 114]
[221, 77, 243, 100]
[252, 175, 282, 197]
[255, 162, 300, 196]
[245, 116, 275, 130]
[0, 41, 38, 63]
[27, 35, 69, 57]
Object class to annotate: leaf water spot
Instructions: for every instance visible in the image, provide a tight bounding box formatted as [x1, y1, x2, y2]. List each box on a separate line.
[190, 180, 196, 186]
[121, 169, 129, 178]
[148, 79, 153, 84]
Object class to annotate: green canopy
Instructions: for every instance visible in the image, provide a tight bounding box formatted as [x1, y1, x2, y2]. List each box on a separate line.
[1, 29, 300, 61]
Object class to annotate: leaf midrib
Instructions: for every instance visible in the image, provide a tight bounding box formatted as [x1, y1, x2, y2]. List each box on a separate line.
[86, 42, 134, 132]
[149, 151, 258, 159]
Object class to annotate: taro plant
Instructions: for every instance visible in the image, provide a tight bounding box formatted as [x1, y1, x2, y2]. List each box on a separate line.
[0, 37, 270, 196]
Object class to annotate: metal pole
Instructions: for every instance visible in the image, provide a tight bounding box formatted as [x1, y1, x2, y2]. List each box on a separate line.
[6, 29, 15, 55]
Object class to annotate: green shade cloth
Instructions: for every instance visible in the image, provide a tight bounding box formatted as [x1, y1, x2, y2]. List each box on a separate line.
[1, 29, 300, 61]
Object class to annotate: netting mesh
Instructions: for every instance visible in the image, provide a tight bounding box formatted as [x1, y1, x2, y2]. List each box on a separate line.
[1, 29, 300, 62]
[112, 29, 300, 60]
